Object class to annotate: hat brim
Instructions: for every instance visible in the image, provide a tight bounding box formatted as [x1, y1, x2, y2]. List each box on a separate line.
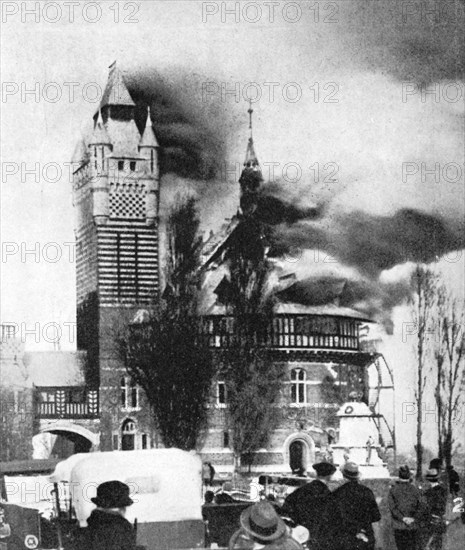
[91, 496, 134, 508]
[240, 506, 286, 542]
[340, 466, 360, 479]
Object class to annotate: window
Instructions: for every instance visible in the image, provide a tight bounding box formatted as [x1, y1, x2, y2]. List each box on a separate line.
[150, 150, 154, 173]
[121, 376, 140, 410]
[223, 431, 230, 448]
[118, 160, 124, 171]
[291, 369, 306, 404]
[217, 381, 226, 406]
[112, 434, 119, 450]
[141, 434, 148, 449]
[130, 161, 136, 171]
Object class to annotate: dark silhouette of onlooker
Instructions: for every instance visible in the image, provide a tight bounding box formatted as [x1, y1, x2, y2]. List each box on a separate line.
[423, 469, 447, 550]
[388, 465, 423, 550]
[328, 462, 381, 550]
[447, 465, 460, 496]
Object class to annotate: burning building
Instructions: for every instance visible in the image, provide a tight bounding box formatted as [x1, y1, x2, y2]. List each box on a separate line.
[29, 63, 395, 472]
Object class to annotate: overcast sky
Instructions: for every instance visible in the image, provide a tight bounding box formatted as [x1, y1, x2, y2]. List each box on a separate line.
[1, 1, 464, 453]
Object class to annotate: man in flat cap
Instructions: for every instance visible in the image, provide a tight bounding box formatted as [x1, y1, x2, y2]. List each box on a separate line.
[86, 480, 137, 550]
[282, 461, 336, 549]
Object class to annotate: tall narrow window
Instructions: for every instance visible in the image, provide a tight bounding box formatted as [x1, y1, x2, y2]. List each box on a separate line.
[121, 377, 140, 410]
[120, 376, 126, 407]
[150, 150, 154, 173]
[217, 381, 226, 406]
[291, 369, 306, 404]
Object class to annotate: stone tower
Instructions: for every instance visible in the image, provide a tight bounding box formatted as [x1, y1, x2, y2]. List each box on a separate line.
[72, 62, 159, 451]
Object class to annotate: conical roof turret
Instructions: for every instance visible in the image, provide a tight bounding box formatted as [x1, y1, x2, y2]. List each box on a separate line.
[99, 61, 135, 110]
[139, 107, 159, 148]
[89, 110, 111, 146]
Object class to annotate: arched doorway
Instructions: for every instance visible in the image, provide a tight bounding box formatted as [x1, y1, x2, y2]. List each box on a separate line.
[283, 433, 315, 474]
[121, 418, 136, 451]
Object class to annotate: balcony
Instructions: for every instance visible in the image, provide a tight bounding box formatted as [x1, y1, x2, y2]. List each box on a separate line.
[202, 314, 361, 351]
[34, 386, 99, 419]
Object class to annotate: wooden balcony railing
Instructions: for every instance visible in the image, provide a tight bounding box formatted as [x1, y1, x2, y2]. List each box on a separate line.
[34, 386, 99, 419]
[202, 314, 360, 351]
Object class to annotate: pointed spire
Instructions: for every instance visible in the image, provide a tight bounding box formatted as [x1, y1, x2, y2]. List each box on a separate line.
[89, 109, 111, 145]
[99, 61, 135, 110]
[139, 106, 159, 148]
[244, 100, 259, 168]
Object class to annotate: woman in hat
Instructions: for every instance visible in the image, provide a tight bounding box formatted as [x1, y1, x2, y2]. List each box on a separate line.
[229, 501, 303, 549]
[422, 469, 447, 550]
[329, 462, 381, 550]
[387, 465, 423, 550]
[86, 480, 137, 550]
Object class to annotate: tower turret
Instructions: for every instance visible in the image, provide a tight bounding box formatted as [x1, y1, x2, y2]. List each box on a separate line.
[88, 111, 112, 225]
[138, 107, 159, 226]
[239, 101, 263, 217]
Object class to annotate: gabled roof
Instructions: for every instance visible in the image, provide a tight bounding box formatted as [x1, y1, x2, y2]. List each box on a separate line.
[99, 62, 135, 110]
[200, 217, 240, 268]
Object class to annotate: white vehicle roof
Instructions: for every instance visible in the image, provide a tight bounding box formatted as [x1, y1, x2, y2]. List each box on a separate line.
[49, 449, 202, 527]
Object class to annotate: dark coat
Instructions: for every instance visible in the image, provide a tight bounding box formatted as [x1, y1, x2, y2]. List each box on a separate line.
[424, 485, 447, 518]
[86, 509, 137, 550]
[387, 481, 423, 530]
[329, 480, 381, 550]
[282, 479, 332, 537]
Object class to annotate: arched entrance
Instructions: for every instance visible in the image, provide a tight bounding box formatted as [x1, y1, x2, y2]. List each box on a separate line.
[283, 433, 315, 474]
[121, 418, 136, 451]
[34, 423, 99, 459]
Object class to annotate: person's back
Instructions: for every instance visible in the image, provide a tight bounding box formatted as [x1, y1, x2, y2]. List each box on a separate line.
[388, 466, 422, 550]
[87, 509, 136, 550]
[329, 463, 380, 550]
[447, 467, 460, 495]
[86, 480, 137, 550]
[283, 480, 330, 531]
[424, 484, 447, 518]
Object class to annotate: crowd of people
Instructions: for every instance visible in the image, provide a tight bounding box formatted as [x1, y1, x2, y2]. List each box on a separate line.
[79, 457, 461, 550]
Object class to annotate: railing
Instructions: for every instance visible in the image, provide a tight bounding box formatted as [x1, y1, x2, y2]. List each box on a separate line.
[202, 314, 360, 351]
[34, 386, 99, 419]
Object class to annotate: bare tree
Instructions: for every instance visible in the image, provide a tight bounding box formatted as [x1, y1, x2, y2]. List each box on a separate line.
[410, 266, 437, 479]
[433, 284, 465, 473]
[121, 198, 215, 450]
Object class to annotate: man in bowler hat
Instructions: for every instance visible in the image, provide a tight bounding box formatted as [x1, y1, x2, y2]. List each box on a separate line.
[86, 480, 137, 550]
[329, 462, 381, 550]
[282, 461, 336, 548]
